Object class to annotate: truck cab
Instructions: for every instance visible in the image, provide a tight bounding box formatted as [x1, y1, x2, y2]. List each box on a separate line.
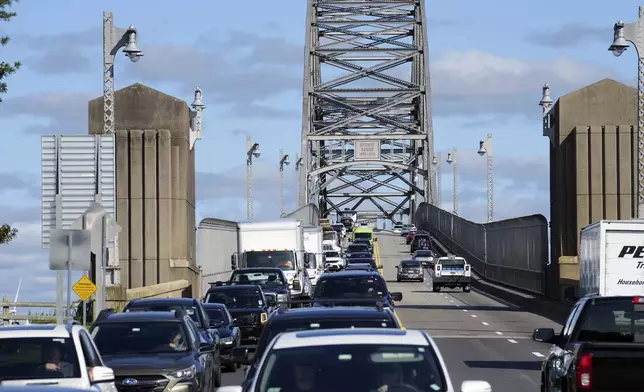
[431, 255, 471, 292]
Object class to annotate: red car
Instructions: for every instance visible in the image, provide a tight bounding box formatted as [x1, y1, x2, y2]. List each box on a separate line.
[406, 232, 415, 244]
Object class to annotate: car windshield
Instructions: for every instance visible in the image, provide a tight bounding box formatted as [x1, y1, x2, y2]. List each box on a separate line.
[314, 276, 387, 299]
[245, 250, 296, 271]
[205, 290, 264, 309]
[347, 259, 376, 269]
[205, 308, 228, 323]
[324, 252, 340, 258]
[231, 271, 285, 287]
[0, 337, 81, 380]
[323, 233, 336, 241]
[401, 260, 420, 268]
[347, 245, 368, 253]
[257, 344, 445, 392]
[576, 298, 644, 343]
[403, 225, 413, 229]
[91, 321, 190, 355]
[125, 304, 201, 325]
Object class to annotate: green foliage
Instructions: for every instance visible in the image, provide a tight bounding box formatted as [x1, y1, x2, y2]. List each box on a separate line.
[0, 0, 21, 103]
[0, 224, 17, 244]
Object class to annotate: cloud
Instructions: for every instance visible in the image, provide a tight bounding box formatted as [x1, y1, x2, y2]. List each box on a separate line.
[0, 171, 40, 199]
[524, 23, 606, 48]
[430, 50, 612, 118]
[0, 92, 91, 135]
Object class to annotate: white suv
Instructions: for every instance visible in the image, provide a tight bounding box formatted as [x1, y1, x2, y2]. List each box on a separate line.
[220, 328, 492, 392]
[0, 321, 117, 392]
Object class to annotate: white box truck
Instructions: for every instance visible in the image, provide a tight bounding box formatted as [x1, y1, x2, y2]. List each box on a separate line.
[231, 220, 313, 299]
[579, 220, 644, 297]
[303, 226, 324, 286]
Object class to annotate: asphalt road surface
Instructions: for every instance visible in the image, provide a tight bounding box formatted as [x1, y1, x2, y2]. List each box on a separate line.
[219, 231, 561, 390]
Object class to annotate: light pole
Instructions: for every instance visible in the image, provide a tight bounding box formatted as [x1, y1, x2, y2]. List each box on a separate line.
[279, 150, 290, 216]
[103, 11, 142, 135]
[294, 154, 304, 206]
[432, 152, 441, 208]
[246, 137, 261, 220]
[609, 7, 644, 218]
[446, 149, 458, 216]
[189, 87, 205, 150]
[477, 134, 494, 222]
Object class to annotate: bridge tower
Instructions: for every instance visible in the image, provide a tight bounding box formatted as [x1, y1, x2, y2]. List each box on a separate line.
[298, 0, 436, 222]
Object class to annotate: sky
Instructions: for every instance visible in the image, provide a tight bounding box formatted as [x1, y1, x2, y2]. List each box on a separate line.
[0, 0, 641, 302]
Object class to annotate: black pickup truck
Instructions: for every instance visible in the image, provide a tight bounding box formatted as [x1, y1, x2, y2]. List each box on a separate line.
[533, 292, 644, 391]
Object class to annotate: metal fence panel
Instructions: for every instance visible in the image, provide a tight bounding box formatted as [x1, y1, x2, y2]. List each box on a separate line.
[414, 202, 548, 295]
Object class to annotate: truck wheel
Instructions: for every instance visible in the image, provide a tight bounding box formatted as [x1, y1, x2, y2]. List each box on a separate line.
[432, 286, 440, 292]
[397, 277, 401, 282]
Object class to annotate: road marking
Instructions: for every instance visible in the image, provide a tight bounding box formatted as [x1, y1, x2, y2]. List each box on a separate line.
[430, 335, 531, 339]
[481, 322, 489, 326]
[495, 331, 503, 335]
[471, 314, 477, 318]
[507, 339, 518, 344]
[449, 300, 454, 303]
[462, 309, 468, 312]
[532, 352, 545, 358]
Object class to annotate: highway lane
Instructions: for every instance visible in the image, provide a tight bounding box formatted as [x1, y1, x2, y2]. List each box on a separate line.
[379, 231, 560, 391]
[220, 231, 561, 390]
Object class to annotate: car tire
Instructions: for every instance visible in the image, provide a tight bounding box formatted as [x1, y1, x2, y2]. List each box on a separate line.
[419, 278, 424, 283]
[214, 367, 222, 388]
[397, 277, 401, 282]
[432, 286, 440, 292]
[463, 286, 471, 293]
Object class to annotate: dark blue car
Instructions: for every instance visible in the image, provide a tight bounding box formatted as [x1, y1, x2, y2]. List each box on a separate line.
[202, 303, 241, 372]
[229, 268, 291, 306]
[311, 270, 403, 309]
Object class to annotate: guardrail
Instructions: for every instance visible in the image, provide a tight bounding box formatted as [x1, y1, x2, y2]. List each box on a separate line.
[415, 202, 551, 297]
[0, 296, 71, 325]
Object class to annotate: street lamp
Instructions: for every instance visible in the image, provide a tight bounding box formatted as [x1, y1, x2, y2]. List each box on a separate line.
[609, 7, 644, 218]
[432, 152, 441, 208]
[446, 149, 458, 216]
[103, 11, 143, 135]
[189, 87, 205, 150]
[477, 134, 493, 222]
[294, 154, 304, 206]
[279, 150, 290, 216]
[246, 137, 261, 220]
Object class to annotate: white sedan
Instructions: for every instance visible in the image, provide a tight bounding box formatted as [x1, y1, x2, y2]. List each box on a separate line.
[220, 328, 491, 392]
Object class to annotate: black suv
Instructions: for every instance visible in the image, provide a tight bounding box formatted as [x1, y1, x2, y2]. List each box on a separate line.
[233, 306, 402, 389]
[312, 270, 403, 308]
[202, 303, 241, 372]
[352, 238, 373, 254]
[228, 268, 291, 305]
[123, 298, 219, 347]
[91, 310, 222, 390]
[204, 284, 273, 344]
[410, 232, 431, 253]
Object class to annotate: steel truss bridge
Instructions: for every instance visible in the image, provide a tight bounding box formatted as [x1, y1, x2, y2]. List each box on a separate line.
[297, 0, 436, 221]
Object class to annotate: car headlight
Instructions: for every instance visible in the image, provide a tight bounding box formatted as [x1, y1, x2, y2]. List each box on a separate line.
[260, 312, 268, 324]
[170, 365, 196, 381]
[220, 336, 234, 344]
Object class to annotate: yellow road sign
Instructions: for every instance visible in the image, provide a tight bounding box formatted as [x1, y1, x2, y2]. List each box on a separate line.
[73, 275, 97, 302]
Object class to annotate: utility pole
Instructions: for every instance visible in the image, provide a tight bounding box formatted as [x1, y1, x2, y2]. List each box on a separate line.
[279, 150, 290, 216]
[103, 11, 142, 134]
[477, 134, 494, 222]
[246, 137, 261, 220]
[446, 149, 458, 216]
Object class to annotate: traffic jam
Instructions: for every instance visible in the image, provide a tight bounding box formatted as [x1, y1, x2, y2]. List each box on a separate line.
[3, 218, 644, 391]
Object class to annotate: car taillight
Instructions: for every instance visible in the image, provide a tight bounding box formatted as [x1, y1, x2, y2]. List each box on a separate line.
[576, 352, 592, 390]
[436, 265, 441, 271]
[633, 297, 644, 304]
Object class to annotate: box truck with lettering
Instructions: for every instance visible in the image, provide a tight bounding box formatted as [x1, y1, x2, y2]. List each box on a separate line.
[579, 219, 644, 297]
[231, 220, 314, 299]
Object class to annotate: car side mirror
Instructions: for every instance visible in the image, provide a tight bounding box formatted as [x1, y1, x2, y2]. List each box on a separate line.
[232, 318, 239, 326]
[374, 238, 378, 242]
[533, 328, 556, 343]
[563, 287, 578, 304]
[230, 253, 238, 270]
[460, 380, 492, 392]
[199, 342, 215, 353]
[232, 346, 251, 365]
[390, 292, 403, 302]
[394, 265, 399, 269]
[90, 366, 115, 384]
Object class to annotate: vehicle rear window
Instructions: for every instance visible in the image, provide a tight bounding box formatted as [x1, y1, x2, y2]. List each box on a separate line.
[0, 337, 81, 380]
[439, 259, 465, 268]
[325, 252, 340, 258]
[401, 260, 420, 267]
[576, 299, 644, 343]
[415, 251, 433, 257]
[348, 244, 368, 252]
[92, 321, 190, 354]
[125, 304, 202, 325]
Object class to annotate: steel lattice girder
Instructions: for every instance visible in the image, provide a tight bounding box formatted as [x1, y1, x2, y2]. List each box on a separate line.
[297, 0, 435, 221]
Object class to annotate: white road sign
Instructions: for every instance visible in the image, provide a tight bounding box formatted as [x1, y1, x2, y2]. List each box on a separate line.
[354, 140, 381, 161]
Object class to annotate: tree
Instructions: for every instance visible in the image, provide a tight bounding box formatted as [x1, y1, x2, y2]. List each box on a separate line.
[0, 0, 19, 244]
[0, 0, 21, 103]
